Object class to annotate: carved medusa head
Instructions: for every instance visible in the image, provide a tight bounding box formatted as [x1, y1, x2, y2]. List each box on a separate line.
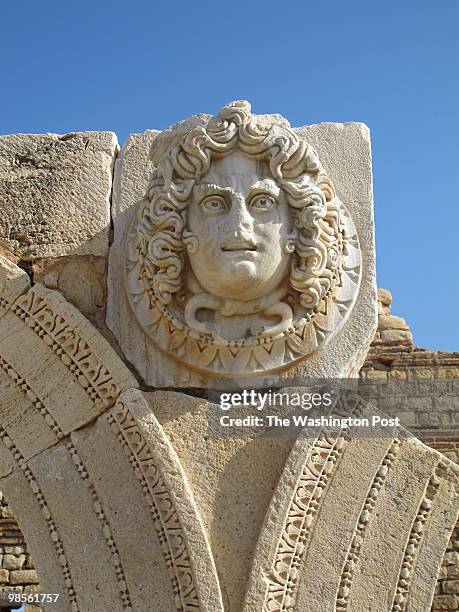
[126, 101, 359, 376]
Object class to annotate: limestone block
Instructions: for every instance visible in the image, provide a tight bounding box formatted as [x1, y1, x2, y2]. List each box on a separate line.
[381, 328, 413, 342]
[0, 132, 117, 259]
[0, 568, 9, 583]
[0, 254, 30, 315]
[378, 314, 409, 330]
[0, 586, 22, 594]
[9, 570, 38, 585]
[107, 102, 377, 387]
[443, 579, 459, 593]
[437, 367, 459, 379]
[432, 594, 459, 608]
[32, 256, 107, 331]
[24, 556, 34, 570]
[2, 554, 25, 570]
[438, 565, 448, 580]
[445, 551, 459, 565]
[389, 369, 408, 379]
[378, 288, 392, 306]
[410, 367, 434, 380]
[438, 450, 459, 462]
[0, 259, 137, 473]
[447, 563, 459, 578]
[365, 369, 389, 379]
[3, 547, 24, 555]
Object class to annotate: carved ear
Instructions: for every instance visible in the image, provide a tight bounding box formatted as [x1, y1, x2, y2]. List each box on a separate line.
[183, 230, 199, 254]
[283, 228, 298, 254]
[318, 175, 336, 202]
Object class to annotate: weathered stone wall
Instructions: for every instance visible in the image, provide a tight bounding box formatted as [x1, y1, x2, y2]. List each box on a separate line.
[0, 132, 116, 260]
[0, 131, 119, 351]
[428, 442, 459, 610]
[0, 491, 38, 600]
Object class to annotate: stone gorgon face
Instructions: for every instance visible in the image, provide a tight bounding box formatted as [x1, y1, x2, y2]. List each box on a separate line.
[186, 150, 292, 302]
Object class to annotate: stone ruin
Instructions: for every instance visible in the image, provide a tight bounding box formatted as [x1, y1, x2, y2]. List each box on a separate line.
[0, 101, 457, 611]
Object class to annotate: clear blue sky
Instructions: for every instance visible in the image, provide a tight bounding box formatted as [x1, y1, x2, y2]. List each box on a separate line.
[1, 1, 458, 350]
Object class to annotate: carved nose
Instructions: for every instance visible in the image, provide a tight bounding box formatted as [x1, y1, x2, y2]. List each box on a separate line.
[227, 195, 252, 231]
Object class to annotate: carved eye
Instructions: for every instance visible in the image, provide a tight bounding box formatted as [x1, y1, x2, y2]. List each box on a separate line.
[201, 195, 227, 214]
[249, 193, 277, 212]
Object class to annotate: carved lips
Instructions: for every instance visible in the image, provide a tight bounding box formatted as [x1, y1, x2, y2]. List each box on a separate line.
[220, 235, 257, 255]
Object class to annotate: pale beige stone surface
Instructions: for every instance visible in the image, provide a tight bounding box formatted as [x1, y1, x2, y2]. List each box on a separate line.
[0, 379, 457, 610]
[373, 287, 414, 344]
[107, 102, 376, 387]
[381, 328, 414, 342]
[0, 132, 117, 258]
[146, 390, 459, 612]
[378, 314, 409, 330]
[148, 390, 295, 612]
[243, 403, 459, 612]
[9, 570, 38, 585]
[293, 121, 377, 379]
[32, 256, 108, 331]
[0, 258, 137, 471]
[378, 287, 392, 306]
[106, 129, 161, 378]
[0, 254, 30, 311]
[2, 554, 25, 570]
[0, 390, 223, 612]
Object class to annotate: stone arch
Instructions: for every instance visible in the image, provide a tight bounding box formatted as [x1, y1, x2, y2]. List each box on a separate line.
[0, 255, 223, 611]
[243, 404, 459, 612]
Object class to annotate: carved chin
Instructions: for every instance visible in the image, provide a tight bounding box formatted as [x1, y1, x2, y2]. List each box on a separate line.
[196, 261, 278, 301]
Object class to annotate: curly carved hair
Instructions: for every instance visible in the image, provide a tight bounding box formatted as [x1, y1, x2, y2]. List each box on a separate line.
[136, 100, 342, 312]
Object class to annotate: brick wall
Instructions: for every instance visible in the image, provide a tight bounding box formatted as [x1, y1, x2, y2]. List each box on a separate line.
[0, 491, 38, 605]
[426, 442, 459, 611]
